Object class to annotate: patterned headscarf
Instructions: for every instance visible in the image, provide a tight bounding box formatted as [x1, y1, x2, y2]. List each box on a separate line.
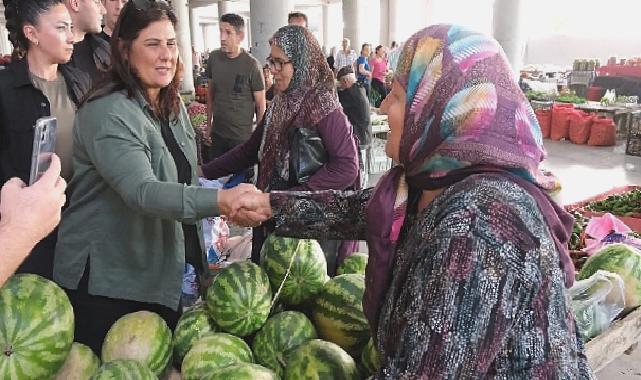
[257, 25, 341, 191]
[363, 25, 574, 333]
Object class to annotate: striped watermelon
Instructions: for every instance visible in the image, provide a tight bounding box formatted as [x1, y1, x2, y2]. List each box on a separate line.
[252, 311, 317, 376]
[181, 333, 253, 380]
[337, 253, 368, 275]
[360, 338, 381, 376]
[55, 342, 100, 380]
[90, 360, 156, 380]
[312, 274, 370, 356]
[284, 339, 359, 380]
[204, 363, 279, 380]
[0, 274, 74, 379]
[206, 262, 272, 337]
[261, 236, 328, 305]
[173, 305, 216, 365]
[101, 311, 172, 376]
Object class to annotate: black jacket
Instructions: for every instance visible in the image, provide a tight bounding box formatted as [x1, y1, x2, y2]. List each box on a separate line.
[69, 33, 111, 84]
[338, 84, 371, 147]
[0, 58, 91, 184]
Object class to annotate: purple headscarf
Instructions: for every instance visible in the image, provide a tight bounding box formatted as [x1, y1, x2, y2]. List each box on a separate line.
[363, 25, 574, 333]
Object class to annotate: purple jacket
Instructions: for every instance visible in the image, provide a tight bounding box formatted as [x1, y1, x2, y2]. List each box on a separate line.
[202, 108, 359, 191]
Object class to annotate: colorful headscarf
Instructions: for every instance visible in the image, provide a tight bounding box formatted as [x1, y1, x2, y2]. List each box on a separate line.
[257, 25, 341, 191]
[364, 25, 574, 333]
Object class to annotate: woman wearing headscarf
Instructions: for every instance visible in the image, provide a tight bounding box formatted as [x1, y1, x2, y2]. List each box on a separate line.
[202, 25, 359, 273]
[234, 25, 593, 378]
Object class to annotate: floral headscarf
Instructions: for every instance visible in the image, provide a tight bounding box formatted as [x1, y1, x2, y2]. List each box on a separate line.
[257, 25, 341, 191]
[364, 25, 574, 333]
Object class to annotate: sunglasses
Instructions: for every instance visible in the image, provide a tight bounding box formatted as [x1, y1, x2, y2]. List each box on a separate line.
[131, 0, 169, 11]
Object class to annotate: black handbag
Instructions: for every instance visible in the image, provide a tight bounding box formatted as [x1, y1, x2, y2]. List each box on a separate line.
[288, 125, 328, 186]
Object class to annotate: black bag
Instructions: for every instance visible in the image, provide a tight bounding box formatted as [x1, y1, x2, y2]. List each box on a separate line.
[288, 126, 328, 185]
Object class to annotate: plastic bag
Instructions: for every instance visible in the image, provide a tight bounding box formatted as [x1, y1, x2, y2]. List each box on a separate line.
[568, 112, 592, 145]
[588, 117, 616, 146]
[584, 213, 641, 254]
[570, 270, 626, 341]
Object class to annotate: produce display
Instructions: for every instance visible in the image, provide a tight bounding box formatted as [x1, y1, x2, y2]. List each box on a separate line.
[173, 305, 217, 364]
[55, 343, 100, 380]
[336, 253, 369, 275]
[181, 333, 253, 380]
[261, 236, 329, 306]
[360, 338, 381, 376]
[203, 363, 279, 380]
[101, 311, 172, 376]
[252, 311, 317, 376]
[0, 274, 74, 380]
[284, 339, 360, 380]
[90, 360, 156, 380]
[578, 244, 641, 309]
[585, 189, 641, 217]
[312, 274, 370, 356]
[569, 211, 588, 251]
[206, 261, 272, 337]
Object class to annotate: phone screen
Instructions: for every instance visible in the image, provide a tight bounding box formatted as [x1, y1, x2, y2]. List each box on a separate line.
[29, 117, 57, 185]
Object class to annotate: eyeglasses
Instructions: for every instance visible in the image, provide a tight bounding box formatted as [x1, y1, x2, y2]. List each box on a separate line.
[132, 0, 168, 11]
[266, 56, 292, 72]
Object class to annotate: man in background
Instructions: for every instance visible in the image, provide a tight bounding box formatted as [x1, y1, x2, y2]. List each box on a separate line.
[335, 37, 358, 75]
[205, 13, 265, 162]
[98, 0, 127, 42]
[337, 66, 371, 188]
[65, 0, 109, 82]
[288, 11, 308, 28]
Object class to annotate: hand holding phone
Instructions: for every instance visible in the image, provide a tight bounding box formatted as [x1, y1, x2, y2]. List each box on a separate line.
[29, 117, 57, 185]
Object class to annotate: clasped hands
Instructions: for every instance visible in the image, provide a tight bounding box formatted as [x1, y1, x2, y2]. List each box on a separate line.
[217, 184, 272, 227]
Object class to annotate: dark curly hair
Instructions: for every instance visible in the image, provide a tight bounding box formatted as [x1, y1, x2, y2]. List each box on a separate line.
[85, 0, 181, 122]
[3, 0, 64, 58]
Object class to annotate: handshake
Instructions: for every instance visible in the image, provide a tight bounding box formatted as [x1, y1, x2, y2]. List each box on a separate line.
[217, 184, 272, 227]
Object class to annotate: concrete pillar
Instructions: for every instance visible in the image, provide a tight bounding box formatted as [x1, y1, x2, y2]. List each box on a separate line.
[493, 0, 525, 76]
[342, 0, 362, 53]
[189, 6, 199, 50]
[379, 0, 389, 47]
[217, 0, 232, 17]
[173, 0, 195, 93]
[249, 0, 292, 65]
[322, 3, 331, 51]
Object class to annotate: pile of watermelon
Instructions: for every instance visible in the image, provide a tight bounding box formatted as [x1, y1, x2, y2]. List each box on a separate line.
[0, 236, 381, 379]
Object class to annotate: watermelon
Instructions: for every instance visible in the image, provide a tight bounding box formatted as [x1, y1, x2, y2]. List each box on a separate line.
[284, 339, 359, 380]
[206, 262, 272, 337]
[55, 342, 100, 380]
[360, 337, 381, 376]
[312, 274, 370, 355]
[101, 311, 172, 376]
[261, 236, 329, 305]
[252, 311, 317, 376]
[173, 305, 216, 365]
[181, 333, 253, 380]
[578, 243, 641, 308]
[90, 360, 156, 380]
[204, 363, 279, 380]
[0, 274, 74, 379]
[337, 253, 368, 275]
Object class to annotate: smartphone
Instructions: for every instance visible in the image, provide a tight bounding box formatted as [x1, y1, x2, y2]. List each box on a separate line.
[29, 117, 57, 185]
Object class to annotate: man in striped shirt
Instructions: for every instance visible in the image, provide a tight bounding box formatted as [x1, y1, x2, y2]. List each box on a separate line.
[335, 38, 358, 75]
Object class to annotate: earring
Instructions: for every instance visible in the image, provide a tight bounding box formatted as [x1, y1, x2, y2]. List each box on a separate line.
[35, 41, 39, 46]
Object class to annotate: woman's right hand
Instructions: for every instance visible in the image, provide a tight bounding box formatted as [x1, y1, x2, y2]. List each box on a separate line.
[229, 191, 272, 227]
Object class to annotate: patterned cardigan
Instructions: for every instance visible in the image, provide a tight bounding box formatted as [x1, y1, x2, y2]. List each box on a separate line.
[270, 175, 594, 379]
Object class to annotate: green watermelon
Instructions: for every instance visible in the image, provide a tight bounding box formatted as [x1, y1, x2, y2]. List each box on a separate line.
[337, 253, 368, 275]
[261, 236, 329, 305]
[360, 338, 381, 376]
[181, 333, 253, 380]
[206, 262, 272, 336]
[578, 243, 641, 308]
[55, 342, 100, 380]
[284, 339, 359, 380]
[312, 274, 370, 355]
[173, 305, 216, 364]
[204, 363, 279, 380]
[0, 274, 74, 379]
[101, 311, 172, 376]
[90, 360, 156, 380]
[252, 311, 317, 376]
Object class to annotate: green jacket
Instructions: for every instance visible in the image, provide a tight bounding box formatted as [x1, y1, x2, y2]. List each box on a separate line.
[54, 90, 218, 310]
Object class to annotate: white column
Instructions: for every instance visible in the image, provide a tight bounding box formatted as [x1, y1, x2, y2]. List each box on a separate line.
[379, 0, 389, 47]
[388, 0, 398, 45]
[217, 0, 232, 17]
[189, 6, 198, 51]
[493, 0, 525, 76]
[249, 0, 292, 65]
[322, 3, 331, 51]
[342, 0, 362, 53]
[173, 0, 194, 93]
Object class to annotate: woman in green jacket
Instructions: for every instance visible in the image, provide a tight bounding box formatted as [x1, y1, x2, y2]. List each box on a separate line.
[53, 0, 257, 354]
